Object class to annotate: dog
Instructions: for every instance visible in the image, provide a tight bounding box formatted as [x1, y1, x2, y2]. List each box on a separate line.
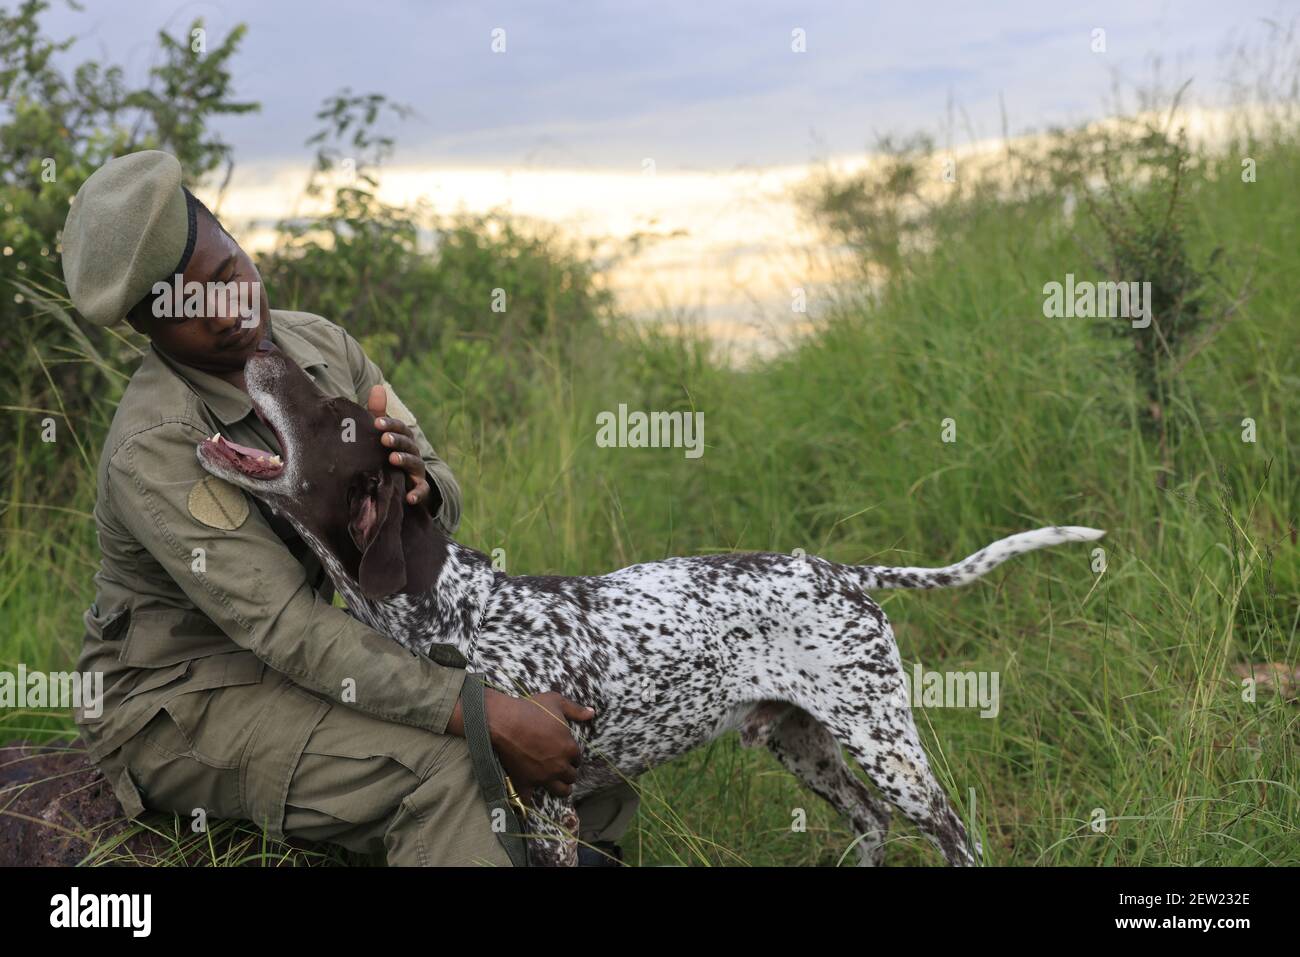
[197, 342, 1104, 866]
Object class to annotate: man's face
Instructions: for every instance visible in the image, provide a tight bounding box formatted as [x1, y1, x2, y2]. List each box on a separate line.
[128, 210, 273, 374]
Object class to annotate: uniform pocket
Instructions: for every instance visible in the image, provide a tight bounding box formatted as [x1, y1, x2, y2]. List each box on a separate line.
[118, 607, 241, 668]
[147, 687, 251, 770]
[107, 764, 146, 820]
[131, 708, 244, 822]
[239, 679, 330, 839]
[141, 703, 196, 759]
[122, 661, 191, 702]
[101, 606, 131, 642]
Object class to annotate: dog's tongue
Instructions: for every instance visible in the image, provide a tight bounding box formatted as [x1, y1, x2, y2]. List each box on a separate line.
[202, 432, 284, 478]
[215, 434, 269, 458]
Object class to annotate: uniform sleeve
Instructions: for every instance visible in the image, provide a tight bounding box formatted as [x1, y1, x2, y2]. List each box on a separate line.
[341, 330, 463, 535]
[108, 421, 466, 733]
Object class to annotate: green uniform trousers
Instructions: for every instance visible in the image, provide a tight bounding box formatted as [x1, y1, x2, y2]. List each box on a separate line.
[98, 665, 637, 866]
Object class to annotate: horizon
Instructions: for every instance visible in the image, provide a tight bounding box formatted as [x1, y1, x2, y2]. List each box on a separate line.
[36, 1, 1296, 354]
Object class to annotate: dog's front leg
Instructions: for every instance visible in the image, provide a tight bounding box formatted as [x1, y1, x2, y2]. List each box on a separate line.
[522, 794, 581, 866]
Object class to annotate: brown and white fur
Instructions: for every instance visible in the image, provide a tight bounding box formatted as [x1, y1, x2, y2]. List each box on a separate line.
[198, 342, 1104, 866]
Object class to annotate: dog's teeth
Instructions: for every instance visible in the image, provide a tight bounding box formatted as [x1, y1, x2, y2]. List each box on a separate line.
[212, 432, 221, 442]
[269, 455, 282, 465]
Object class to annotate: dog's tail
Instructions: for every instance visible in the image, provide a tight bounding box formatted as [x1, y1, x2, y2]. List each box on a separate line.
[851, 526, 1105, 590]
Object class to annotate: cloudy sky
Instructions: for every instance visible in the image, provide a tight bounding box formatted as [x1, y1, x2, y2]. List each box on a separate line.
[37, 0, 1290, 352]
[44, 0, 1284, 170]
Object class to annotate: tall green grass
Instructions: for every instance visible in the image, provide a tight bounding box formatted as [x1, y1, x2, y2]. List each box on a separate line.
[398, 133, 1297, 866]
[2, 129, 1296, 866]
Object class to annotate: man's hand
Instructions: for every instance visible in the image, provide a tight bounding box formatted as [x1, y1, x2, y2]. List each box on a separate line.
[367, 384, 432, 508]
[447, 689, 595, 802]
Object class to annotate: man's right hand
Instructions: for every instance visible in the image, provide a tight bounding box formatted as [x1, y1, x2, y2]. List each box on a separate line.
[448, 688, 594, 802]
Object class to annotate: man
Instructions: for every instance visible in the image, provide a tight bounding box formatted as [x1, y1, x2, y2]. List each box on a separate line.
[62, 150, 636, 865]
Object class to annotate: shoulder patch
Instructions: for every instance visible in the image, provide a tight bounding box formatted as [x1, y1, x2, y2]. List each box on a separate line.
[187, 475, 250, 530]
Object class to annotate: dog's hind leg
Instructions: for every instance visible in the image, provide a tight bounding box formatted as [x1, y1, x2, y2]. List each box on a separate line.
[761, 706, 893, 866]
[522, 794, 581, 866]
[818, 699, 978, 866]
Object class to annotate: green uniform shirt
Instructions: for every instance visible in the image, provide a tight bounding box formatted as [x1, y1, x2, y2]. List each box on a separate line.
[76, 310, 466, 763]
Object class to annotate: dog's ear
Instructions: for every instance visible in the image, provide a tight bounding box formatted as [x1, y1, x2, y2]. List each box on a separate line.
[348, 469, 407, 599]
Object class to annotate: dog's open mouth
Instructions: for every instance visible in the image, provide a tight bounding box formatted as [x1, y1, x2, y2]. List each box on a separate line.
[200, 432, 285, 479]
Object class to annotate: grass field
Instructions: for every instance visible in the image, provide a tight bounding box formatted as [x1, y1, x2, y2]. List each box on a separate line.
[2, 119, 1297, 866]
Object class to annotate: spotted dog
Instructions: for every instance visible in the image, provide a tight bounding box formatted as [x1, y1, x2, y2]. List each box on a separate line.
[197, 342, 1104, 866]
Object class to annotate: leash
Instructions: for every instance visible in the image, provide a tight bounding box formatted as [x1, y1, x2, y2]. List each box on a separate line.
[459, 672, 530, 867]
[432, 571, 529, 866]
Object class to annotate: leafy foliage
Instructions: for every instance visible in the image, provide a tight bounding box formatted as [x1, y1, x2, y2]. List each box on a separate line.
[259, 89, 613, 419]
[0, 0, 255, 501]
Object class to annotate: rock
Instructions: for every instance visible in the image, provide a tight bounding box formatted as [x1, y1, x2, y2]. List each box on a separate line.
[0, 738, 334, 866]
[0, 739, 137, 865]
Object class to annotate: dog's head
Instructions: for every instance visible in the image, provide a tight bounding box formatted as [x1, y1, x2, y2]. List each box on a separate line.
[196, 340, 438, 600]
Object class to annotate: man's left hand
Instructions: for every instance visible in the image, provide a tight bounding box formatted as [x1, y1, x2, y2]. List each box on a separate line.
[367, 384, 433, 508]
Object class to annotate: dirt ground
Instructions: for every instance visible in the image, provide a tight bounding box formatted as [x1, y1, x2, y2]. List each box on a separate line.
[0, 739, 333, 866]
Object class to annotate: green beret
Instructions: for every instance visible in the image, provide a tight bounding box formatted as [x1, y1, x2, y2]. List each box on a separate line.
[61, 150, 194, 327]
